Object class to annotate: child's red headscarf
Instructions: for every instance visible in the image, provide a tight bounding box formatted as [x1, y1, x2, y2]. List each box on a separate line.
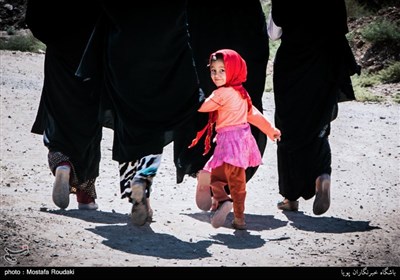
[189, 49, 253, 155]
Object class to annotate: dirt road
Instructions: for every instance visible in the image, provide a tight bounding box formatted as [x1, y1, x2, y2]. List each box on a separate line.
[0, 50, 399, 274]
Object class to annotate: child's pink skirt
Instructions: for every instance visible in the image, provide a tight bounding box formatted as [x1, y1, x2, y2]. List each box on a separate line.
[205, 123, 262, 170]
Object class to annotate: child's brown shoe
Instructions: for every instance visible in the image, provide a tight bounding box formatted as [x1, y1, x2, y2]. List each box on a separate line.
[211, 200, 232, 228]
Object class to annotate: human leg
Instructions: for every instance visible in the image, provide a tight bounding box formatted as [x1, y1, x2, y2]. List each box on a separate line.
[120, 153, 162, 225]
[130, 178, 149, 226]
[76, 178, 98, 210]
[226, 164, 247, 230]
[275, 143, 300, 211]
[209, 164, 232, 228]
[276, 124, 332, 213]
[195, 169, 212, 211]
[49, 150, 100, 210]
[195, 164, 230, 212]
[49, 152, 72, 209]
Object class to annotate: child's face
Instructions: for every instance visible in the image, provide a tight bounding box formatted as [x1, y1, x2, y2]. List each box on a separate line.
[210, 59, 226, 87]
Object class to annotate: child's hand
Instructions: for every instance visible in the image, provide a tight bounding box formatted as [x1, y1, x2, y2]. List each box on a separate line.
[273, 129, 281, 143]
[266, 127, 281, 143]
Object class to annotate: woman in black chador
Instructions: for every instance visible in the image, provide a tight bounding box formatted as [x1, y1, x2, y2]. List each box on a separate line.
[78, 1, 201, 225]
[270, 0, 360, 214]
[26, 0, 102, 210]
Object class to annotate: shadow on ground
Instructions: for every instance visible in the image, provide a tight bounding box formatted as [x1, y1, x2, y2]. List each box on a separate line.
[282, 211, 381, 233]
[45, 208, 129, 224]
[184, 212, 288, 232]
[87, 224, 214, 260]
[45, 209, 275, 258]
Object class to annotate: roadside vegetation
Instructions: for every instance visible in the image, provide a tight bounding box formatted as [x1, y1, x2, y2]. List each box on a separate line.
[1, 0, 398, 103]
[261, 0, 400, 103]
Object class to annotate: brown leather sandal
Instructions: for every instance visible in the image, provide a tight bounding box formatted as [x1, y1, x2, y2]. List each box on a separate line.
[130, 178, 149, 226]
[277, 199, 299, 211]
[313, 174, 331, 215]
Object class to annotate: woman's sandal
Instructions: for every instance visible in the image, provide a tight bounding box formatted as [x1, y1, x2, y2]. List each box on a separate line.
[313, 174, 331, 215]
[277, 199, 299, 211]
[130, 179, 149, 226]
[52, 165, 71, 209]
[76, 189, 98, 210]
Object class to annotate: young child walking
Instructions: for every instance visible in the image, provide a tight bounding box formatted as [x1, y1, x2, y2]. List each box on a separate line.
[189, 49, 281, 230]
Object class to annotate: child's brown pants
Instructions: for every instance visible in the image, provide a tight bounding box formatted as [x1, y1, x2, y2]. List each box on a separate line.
[210, 163, 246, 219]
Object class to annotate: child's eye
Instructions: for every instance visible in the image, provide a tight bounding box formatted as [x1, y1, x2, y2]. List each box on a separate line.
[210, 68, 225, 76]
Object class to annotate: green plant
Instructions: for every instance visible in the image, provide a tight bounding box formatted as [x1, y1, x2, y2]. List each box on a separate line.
[269, 40, 280, 59]
[393, 91, 400, 103]
[260, 0, 271, 16]
[264, 73, 273, 93]
[378, 61, 400, 83]
[360, 20, 400, 43]
[353, 85, 384, 102]
[6, 26, 16, 35]
[0, 33, 45, 53]
[345, 0, 373, 18]
[351, 64, 400, 103]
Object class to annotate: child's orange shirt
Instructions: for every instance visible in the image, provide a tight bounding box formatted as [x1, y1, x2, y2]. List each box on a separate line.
[199, 87, 278, 141]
